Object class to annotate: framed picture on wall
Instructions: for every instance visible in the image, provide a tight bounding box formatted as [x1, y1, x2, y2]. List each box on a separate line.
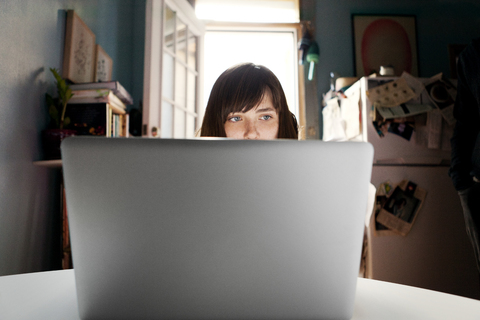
[352, 14, 419, 77]
[62, 10, 96, 83]
[94, 44, 113, 82]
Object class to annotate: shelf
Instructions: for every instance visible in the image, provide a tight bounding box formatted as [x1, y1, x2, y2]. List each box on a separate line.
[33, 159, 63, 168]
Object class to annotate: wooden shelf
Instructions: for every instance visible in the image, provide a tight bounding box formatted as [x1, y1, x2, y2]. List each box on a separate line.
[33, 159, 63, 168]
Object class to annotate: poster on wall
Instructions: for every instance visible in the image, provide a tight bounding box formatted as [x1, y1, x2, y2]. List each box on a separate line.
[352, 14, 419, 77]
[62, 10, 96, 83]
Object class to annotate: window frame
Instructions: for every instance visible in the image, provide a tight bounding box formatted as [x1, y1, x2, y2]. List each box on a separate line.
[204, 22, 306, 139]
[143, 0, 205, 138]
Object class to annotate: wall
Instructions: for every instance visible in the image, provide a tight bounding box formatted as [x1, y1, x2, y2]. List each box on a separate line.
[309, 0, 480, 96]
[301, 0, 480, 298]
[4, 0, 477, 278]
[0, 0, 144, 276]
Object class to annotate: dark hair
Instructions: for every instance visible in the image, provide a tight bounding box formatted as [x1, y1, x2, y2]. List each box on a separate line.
[200, 63, 298, 139]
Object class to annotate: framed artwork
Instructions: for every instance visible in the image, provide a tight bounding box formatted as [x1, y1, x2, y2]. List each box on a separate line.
[352, 14, 419, 77]
[448, 44, 467, 79]
[62, 10, 96, 83]
[94, 45, 113, 82]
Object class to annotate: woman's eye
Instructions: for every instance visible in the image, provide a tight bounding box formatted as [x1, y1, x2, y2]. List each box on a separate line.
[260, 115, 273, 120]
[228, 116, 241, 122]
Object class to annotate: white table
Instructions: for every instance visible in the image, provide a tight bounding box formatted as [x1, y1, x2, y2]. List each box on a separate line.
[1, 270, 479, 319]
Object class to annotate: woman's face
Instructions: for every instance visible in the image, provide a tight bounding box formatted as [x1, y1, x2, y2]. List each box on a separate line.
[224, 91, 279, 140]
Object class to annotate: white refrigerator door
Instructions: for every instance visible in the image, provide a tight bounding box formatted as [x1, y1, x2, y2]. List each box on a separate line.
[360, 77, 453, 165]
[368, 165, 480, 299]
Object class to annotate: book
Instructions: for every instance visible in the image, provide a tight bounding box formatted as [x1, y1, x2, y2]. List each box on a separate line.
[62, 186, 72, 269]
[68, 81, 133, 105]
[69, 90, 127, 113]
[65, 103, 129, 137]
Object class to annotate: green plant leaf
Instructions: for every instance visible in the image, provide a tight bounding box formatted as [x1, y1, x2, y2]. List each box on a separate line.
[48, 67, 73, 129]
[45, 93, 54, 106]
[65, 88, 73, 102]
[50, 68, 62, 82]
[48, 104, 59, 127]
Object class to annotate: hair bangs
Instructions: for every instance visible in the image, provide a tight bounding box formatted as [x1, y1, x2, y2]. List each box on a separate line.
[221, 69, 275, 122]
[200, 63, 298, 139]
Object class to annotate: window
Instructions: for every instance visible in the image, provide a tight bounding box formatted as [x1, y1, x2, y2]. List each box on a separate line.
[143, 0, 305, 138]
[143, 0, 205, 138]
[195, 0, 299, 23]
[203, 24, 302, 120]
[195, 0, 305, 137]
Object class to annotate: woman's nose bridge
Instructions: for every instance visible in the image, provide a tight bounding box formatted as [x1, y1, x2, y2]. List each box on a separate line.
[244, 118, 258, 138]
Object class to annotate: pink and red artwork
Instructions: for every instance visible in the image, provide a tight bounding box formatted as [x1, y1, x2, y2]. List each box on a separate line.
[353, 15, 418, 77]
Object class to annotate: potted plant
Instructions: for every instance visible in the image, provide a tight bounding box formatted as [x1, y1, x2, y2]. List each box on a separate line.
[42, 68, 76, 159]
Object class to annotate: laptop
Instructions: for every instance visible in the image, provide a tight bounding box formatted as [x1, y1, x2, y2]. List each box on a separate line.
[61, 137, 374, 320]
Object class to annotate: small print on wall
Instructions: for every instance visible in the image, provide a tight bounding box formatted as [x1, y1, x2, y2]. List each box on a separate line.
[62, 10, 96, 83]
[352, 14, 419, 77]
[94, 45, 113, 82]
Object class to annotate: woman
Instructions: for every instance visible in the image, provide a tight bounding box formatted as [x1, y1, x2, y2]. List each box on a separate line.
[200, 63, 298, 139]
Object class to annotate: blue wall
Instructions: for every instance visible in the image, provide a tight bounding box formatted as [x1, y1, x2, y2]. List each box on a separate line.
[3, 0, 478, 277]
[0, 0, 144, 276]
[308, 0, 480, 95]
[64, 0, 145, 109]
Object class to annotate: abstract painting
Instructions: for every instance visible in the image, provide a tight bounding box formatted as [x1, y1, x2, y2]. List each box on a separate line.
[352, 15, 418, 77]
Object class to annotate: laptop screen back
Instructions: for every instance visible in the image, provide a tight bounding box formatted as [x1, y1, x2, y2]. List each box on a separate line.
[61, 137, 374, 320]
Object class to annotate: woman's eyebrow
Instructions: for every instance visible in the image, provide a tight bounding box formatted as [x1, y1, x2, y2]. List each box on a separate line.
[255, 107, 276, 113]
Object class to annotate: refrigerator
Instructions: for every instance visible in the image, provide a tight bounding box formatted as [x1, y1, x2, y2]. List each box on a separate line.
[331, 76, 480, 299]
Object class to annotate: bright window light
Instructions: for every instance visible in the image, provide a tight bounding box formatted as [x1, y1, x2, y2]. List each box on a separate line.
[195, 0, 299, 23]
[203, 30, 299, 118]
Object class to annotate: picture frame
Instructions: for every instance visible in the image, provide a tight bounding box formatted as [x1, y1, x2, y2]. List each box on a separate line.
[94, 44, 113, 82]
[448, 44, 467, 79]
[352, 14, 419, 77]
[376, 180, 427, 236]
[62, 10, 96, 83]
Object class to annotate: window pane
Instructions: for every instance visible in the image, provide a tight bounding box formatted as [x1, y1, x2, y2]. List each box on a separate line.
[187, 71, 196, 113]
[174, 108, 186, 138]
[176, 18, 187, 62]
[187, 31, 197, 70]
[195, 0, 299, 23]
[203, 31, 298, 118]
[162, 53, 174, 100]
[175, 62, 186, 106]
[161, 101, 173, 138]
[186, 114, 196, 138]
[164, 6, 175, 51]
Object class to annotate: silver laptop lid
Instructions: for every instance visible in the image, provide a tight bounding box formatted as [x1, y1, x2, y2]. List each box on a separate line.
[61, 137, 373, 320]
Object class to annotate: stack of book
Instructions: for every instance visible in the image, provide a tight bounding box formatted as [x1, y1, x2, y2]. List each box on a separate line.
[65, 81, 133, 137]
[60, 81, 133, 270]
